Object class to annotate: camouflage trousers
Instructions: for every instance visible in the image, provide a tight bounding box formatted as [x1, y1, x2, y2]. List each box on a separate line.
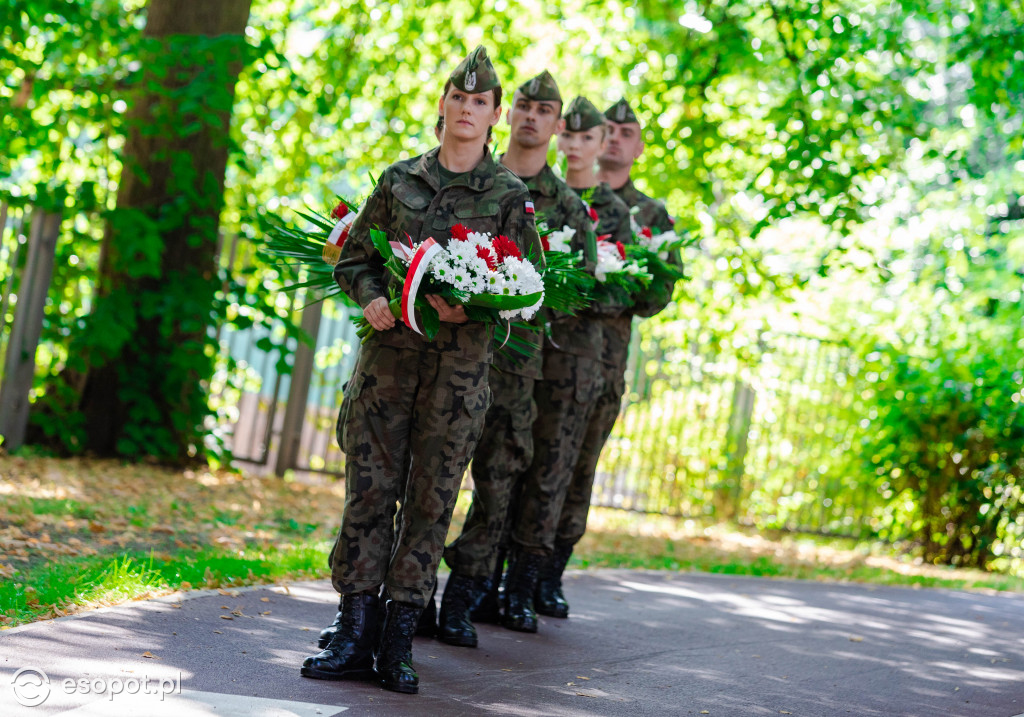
[511, 351, 603, 555]
[556, 361, 627, 547]
[443, 370, 537, 577]
[328, 342, 490, 607]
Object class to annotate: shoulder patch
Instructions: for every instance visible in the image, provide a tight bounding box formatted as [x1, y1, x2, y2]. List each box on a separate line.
[524, 201, 535, 214]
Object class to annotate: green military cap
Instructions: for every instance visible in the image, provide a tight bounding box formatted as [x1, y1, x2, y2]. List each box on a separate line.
[517, 70, 562, 103]
[449, 45, 501, 94]
[605, 97, 640, 125]
[563, 96, 605, 132]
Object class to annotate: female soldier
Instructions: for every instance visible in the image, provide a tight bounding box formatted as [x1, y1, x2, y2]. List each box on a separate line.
[301, 46, 541, 695]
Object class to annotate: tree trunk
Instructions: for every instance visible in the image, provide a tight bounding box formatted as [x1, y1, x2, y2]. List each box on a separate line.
[72, 0, 252, 460]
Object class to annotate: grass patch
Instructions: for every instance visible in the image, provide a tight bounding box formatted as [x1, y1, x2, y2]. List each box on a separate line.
[571, 508, 1024, 593]
[1, 456, 1022, 628]
[0, 541, 332, 625]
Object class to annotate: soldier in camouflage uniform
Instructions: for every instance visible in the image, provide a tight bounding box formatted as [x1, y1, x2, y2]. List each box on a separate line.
[301, 46, 541, 695]
[501, 95, 631, 633]
[535, 97, 680, 620]
[436, 70, 594, 645]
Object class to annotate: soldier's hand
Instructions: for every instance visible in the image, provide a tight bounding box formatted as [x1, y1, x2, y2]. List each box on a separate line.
[426, 294, 468, 324]
[364, 296, 396, 331]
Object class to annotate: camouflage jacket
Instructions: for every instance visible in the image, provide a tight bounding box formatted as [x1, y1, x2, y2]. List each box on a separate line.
[334, 147, 542, 364]
[615, 178, 680, 319]
[504, 161, 603, 368]
[572, 181, 635, 368]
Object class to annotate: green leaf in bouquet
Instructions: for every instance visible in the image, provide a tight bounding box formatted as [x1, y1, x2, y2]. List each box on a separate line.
[370, 227, 393, 259]
[541, 250, 594, 314]
[419, 302, 441, 339]
[466, 291, 544, 310]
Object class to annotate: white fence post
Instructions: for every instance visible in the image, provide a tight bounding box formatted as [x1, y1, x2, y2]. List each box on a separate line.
[0, 208, 62, 450]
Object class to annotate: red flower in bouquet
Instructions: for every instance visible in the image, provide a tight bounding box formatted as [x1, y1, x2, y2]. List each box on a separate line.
[640, 226, 653, 239]
[451, 223, 471, 242]
[540, 235, 551, 252]
[331, 201, 351, 220]
[615, 241, 626, 260]
[476, 244, 498, 270]
[493, 234, 521, 262]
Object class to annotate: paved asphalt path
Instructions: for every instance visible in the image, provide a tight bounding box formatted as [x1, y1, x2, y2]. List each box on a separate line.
[2, 570, 1023, 716]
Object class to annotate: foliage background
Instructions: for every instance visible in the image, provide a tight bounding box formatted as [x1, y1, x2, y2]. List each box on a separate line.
[1, 0, 1022, 570]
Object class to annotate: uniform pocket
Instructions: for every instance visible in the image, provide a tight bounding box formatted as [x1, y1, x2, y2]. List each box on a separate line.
[574, 363, 602, 405]
[510, 395, 538, 432]
[454, 199, 500, 219]
[336, 372, 365, 454]
[393, 183, 431, 211]
[458, 384, 492, 419]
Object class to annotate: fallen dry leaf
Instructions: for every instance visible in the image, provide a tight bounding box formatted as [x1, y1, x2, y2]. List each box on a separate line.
[849, 635, 864, 642]
[141, 651, 159, 659]
[220, 615, 233, 620]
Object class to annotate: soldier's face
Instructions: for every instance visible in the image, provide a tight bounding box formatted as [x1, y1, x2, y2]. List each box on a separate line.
[600, 120, 644, 168]
[507, 92, 562, 149]
[557, 126, 608, 173]
[439, 88, 501, 143]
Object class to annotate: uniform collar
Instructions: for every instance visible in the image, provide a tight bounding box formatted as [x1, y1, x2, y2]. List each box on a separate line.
[498, 155, 559, 197]
[588, 181, 615, 205]
[413, 146, 497, 192]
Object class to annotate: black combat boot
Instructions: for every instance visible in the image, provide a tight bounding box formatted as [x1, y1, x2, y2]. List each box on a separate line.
[501, 549, 544, 633]
[417, 584, 437, 637]
[301, 592, 378, 681]
[317, 599, 345, 649]
[374, 600, 421, 694]
[535, 541, 573, 618]
[470, 549, 505, 624]
[438, 572, 491, 647]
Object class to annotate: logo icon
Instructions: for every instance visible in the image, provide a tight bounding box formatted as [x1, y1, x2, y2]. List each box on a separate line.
[12, 667, 50, 707]
[616, 104, 627, 122]
[571, 114, 581, 130]
[465, 71, 477, 91]
[529, 78, 540, 95]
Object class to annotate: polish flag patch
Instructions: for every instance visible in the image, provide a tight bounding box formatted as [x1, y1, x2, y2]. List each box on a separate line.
[524, 201, 535, 214]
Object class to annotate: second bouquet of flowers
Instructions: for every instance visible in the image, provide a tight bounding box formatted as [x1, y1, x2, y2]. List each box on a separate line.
[357, 223, 545, 341]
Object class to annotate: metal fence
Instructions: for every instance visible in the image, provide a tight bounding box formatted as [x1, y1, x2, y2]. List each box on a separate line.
[591, 327, 869, 536]
[1, 200, 874, 539]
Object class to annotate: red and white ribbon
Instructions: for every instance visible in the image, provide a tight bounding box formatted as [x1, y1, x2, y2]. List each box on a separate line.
[388, 240, 415, 263]
[326, 210, 357, 247]
[401, 238, 443, 335]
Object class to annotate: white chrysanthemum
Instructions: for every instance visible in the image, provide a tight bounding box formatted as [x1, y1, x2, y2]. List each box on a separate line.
[485, 272, 505, 293]
[458, 254, 490, 280]
[595, 242, 626, 282]
[448, 242, 471, 264]
[545, 225, 575, 254]
[648, 229, 679, 255]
